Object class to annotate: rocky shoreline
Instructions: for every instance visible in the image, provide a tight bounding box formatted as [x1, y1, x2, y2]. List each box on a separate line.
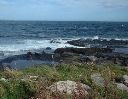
[54, 47, 128, 66]
[0, 38, 128, 70]
[67, 38, 128, 48]
[0, 46, 128, 70]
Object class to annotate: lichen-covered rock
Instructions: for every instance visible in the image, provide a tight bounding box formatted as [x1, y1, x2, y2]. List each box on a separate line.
[123, 75, 128, 86]
[91, 73, 105, 86]
[48, 80, 91, 96]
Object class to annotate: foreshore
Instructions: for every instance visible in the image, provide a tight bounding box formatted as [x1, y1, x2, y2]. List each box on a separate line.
[0, 38, 128, 70]
[0, 48, 128, 70]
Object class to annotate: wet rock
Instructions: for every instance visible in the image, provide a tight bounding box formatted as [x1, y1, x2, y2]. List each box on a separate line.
[46, 47, 52, 50]
[0, 51, 57, 69]
[35, 52, 41, 59]
[67, 39, 128, 48]
[54, 48, 128, 65]
[54, 48, 113, 55]
[27, 52, 33, 59]
[0, 54, 27, 64]
[91, 73, 105, 86]
[48, 80, 91, 96]
[50, 40, 61, 44]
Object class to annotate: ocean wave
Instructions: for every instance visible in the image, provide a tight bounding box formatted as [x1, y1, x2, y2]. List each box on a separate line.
[0, 38, 82, 60]
[82, 36, 128, 41]
[0, 37, 128, 53]
[0, 36, 128, 60]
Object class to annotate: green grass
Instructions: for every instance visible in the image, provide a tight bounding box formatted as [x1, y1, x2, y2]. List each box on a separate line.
[0, 64, 128, 99]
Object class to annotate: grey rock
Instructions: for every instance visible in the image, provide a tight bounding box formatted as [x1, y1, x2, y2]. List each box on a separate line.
[87, 56, 97, 62]
[116, 83, 128, 91]
[123, 75, 128, 80]
[123, 75, 128, 86]
[48, 80, 91, 95]
[91, 73, 105, 86]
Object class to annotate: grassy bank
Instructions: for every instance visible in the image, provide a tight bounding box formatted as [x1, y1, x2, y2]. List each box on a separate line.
[0, 64, 128, 99]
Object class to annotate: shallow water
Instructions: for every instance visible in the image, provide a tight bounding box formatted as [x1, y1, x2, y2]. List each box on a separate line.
[3, 60, 57, 70]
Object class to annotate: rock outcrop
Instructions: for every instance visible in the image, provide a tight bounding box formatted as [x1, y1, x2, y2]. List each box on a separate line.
[54, 48, 113, 55]
[67, 39, 128, 48]
[54, 48, 128, 66]
[48, 80, 91, 96]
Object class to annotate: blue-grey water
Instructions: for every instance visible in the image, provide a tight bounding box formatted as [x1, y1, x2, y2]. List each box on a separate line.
[0, 21, 128, 60]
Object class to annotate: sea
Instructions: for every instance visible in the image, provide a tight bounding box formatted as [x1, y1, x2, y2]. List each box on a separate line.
[0, 21, 128, 60]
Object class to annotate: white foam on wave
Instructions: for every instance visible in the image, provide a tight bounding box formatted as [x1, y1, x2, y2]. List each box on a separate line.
[82, 36, 100, 40]
[0, 38, 83, 59]
[93, 36, 99, 39]
[0, 39, 65, 52]
[82, 36, 128, 41]
[112, 38, 128, 41]
[1, 36, 128, 60]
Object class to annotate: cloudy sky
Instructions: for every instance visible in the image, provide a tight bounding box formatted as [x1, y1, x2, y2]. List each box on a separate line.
[0, 0, 128, 21]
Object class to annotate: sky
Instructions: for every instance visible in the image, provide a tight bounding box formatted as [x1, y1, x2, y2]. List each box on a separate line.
[0, 0, 128, 21]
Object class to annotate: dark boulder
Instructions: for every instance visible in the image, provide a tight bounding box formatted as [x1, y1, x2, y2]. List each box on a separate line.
[27, 52, 33, 59]
[46, 47, 52, 50]
[35, 52, 41, 59]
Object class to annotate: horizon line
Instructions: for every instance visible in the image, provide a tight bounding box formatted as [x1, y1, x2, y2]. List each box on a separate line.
[0, 19, 128, 23]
